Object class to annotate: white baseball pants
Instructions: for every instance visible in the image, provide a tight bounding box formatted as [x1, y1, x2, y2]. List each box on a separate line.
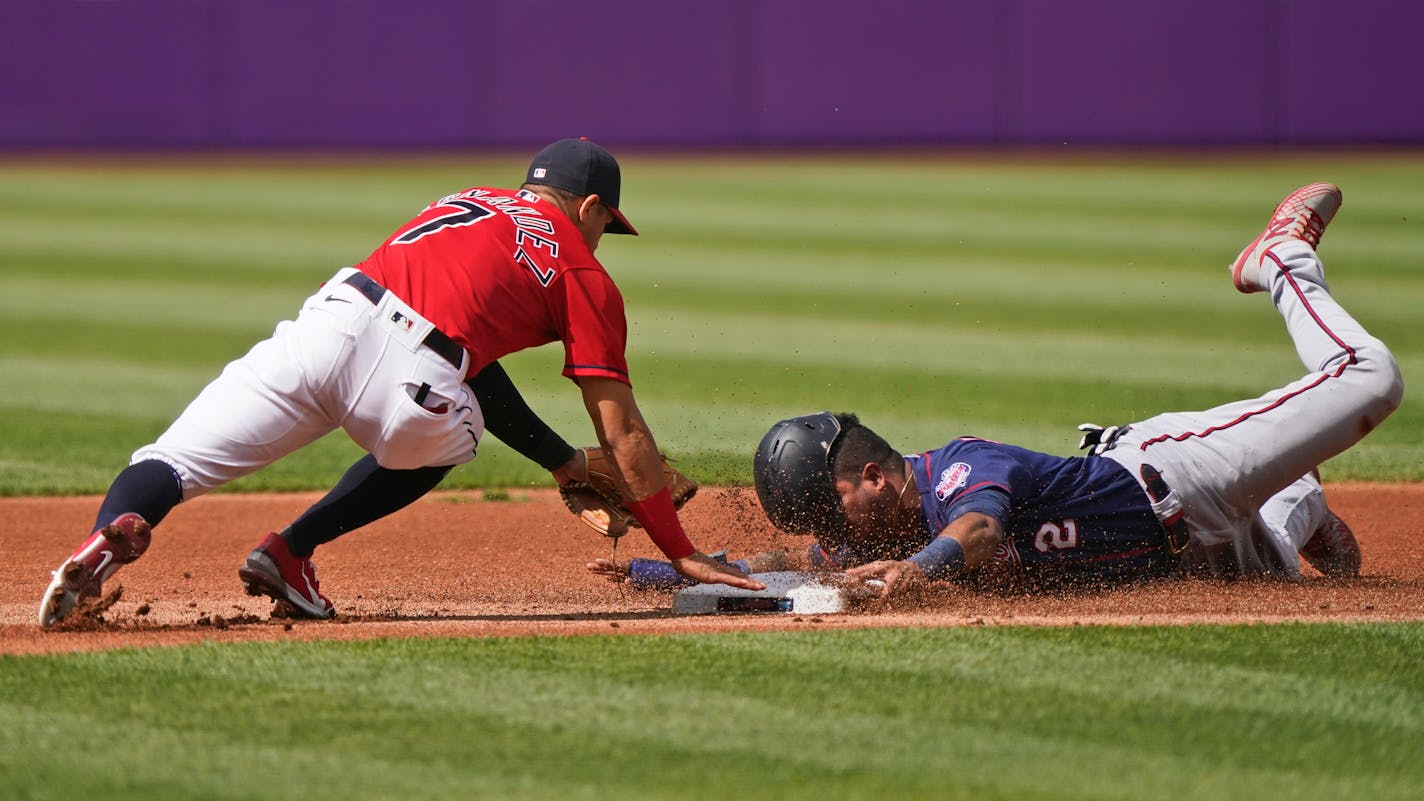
[133, 267, 483, 499]
[1105, 242, 1403, 576]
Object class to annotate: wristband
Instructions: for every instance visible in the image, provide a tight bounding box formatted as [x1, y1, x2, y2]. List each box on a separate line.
[628, 552, 748, 590]
[907, 536, 966, 580]
[625, 487, 696, 559]
[628, 558, 696, 589]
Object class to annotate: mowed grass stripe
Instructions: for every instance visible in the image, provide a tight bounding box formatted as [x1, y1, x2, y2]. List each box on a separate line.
[621, 309, 1313, 390]
[0, 215, 370, 271]
[4, 276, 304, 333]
[1, 625, 1421, 801]
[0, 158, 495, 218]
[629, 158, 1423, 253]
[0, 357, 235, 419]
[617, 240, 1422, 326]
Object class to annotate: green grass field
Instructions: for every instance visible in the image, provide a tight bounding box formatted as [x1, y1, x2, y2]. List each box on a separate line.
[3, 152, 1423, 800]
[2, 151, 1422, 494]
[3, 625, 1423, 801]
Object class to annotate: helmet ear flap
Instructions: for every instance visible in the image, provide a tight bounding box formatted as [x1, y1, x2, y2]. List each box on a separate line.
[753, 412, 848, 545]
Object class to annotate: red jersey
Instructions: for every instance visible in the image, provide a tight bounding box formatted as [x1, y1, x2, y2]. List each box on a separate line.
[357, 187, 630, 384]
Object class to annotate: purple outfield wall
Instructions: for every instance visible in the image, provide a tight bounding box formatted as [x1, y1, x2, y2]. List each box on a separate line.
[1, 0, 1421, 149]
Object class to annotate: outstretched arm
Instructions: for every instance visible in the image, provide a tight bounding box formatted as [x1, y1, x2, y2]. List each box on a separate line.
[586, 547, 812, 589]
[578, 376, 764, 590]
[467, 361, 582, 480]
[846, 512, 1005, 599]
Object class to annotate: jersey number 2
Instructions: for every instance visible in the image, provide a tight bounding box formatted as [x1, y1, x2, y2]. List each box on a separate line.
[1033, 519, 1079, 553]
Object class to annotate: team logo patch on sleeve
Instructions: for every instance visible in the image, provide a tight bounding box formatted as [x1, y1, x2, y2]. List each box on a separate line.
[935, 462, 973, 500]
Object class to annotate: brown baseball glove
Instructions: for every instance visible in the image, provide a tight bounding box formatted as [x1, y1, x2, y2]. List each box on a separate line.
[559, 447, 698, 538]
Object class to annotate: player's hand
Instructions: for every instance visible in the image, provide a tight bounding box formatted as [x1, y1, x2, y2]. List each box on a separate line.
[673, 552, 766, 591]
[847, 559, 930, 601]
[551, 448, 589, 485]
[1076, 423, 1130, 455]
[585, 557, 630, 584]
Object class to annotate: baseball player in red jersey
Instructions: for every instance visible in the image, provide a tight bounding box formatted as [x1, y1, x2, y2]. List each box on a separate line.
[38, 138, 763, 627]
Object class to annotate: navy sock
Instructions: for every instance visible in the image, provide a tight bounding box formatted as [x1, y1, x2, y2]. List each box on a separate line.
[93, 459, 184, 532]
[284, 454, 451, 556]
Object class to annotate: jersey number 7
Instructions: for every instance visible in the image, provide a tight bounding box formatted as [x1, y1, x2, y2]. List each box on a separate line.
[393, 200, 494, 245]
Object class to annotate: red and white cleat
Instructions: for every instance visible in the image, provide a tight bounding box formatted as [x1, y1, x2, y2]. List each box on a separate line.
[238, 533, 336, 619]
[1230, 182, 1341, 293]
[39, 513, 153, 628]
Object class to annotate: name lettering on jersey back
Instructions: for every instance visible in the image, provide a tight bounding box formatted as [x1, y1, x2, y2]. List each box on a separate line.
[439, 189, 560, 287]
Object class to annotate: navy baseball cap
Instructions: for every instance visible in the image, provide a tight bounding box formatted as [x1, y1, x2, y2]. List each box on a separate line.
[524, 137, 637, 236]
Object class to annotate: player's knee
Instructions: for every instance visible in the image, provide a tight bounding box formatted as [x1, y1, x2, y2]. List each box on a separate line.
[1380, 355, 1405, 415]
[1355, 339, 1404, 425]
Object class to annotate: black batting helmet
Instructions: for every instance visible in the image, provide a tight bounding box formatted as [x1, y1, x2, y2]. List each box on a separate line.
[753, 412, 848, 545]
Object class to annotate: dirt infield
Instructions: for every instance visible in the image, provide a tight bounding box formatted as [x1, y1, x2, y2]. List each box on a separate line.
[2, 483, 1421, 654]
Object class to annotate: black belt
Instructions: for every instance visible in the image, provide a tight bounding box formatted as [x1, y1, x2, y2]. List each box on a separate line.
[342, 272, 464, 369]
[1140, 463, 1191, 556]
